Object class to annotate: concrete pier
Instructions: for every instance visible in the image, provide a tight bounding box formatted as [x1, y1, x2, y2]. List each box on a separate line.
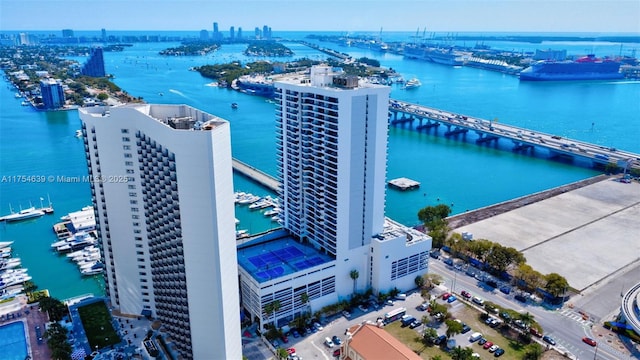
[232, 159, 279, 192]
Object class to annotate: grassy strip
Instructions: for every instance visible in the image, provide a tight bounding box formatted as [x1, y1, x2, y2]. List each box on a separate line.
[77, 301, 121, 350]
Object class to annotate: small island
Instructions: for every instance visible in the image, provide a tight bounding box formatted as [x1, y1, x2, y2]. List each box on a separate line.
[243, 41, 293, 57]
[159, 41, 220, 56]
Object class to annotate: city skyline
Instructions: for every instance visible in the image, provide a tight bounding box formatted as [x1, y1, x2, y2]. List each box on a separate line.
[1, 0, 639, 33]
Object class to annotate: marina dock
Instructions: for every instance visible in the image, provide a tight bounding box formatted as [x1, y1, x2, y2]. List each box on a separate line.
[389, 100, 640, 171]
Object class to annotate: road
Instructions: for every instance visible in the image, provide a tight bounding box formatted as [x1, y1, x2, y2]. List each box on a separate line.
[429, 257, 635, 360]
[249, 256, 635, 360]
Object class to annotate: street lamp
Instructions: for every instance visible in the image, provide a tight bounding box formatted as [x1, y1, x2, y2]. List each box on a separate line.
[593, 342, 598, 360]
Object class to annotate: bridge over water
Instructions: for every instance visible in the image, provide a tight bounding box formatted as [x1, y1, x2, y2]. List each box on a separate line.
[388, 100, 640, 171]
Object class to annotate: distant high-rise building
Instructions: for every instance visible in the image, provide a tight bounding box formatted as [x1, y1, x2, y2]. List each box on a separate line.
[40, 78, 65, 109]
[212, 22, 221, 41]
[19, 33, 29, 46]
[237, 27, 243, 39]
[199, 29, 209, 40]
[101, 28, 107, 43]
[81, 47, 106, 77]
[229, 26, 235, 41]
[263, 25, 270, 39]
[62, 29, 74, 38]
[254, 27, 261, 39]
[79, 104, 242, 360]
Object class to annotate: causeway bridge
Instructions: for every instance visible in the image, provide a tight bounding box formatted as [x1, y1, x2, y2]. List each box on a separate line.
[388, 100, 640, 171]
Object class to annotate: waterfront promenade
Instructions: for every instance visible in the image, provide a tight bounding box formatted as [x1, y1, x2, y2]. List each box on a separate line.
[389, 100, 640, 171]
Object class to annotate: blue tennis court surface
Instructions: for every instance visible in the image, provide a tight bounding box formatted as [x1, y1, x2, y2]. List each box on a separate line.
[238, 233, 333, 282]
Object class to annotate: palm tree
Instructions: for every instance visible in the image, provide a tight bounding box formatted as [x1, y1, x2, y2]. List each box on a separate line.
[263, 301, 275, 329]
[271, 300, 281, 329]
[450, 346, 473, 360]
[300, 292, 310, 315]
[519, 311, 535, 328]
[350, 269, 359, 294]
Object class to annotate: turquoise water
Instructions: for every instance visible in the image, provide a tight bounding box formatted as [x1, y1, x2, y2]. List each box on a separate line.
[1, 37, 638, 299]
[0, 321, 28, 360]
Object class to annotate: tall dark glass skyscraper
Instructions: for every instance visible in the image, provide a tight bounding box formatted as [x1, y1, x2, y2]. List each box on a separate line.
[40, 79, 65, 109]
[81, 47, 106, 77]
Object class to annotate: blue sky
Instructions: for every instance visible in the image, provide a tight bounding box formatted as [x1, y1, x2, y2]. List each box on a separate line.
[1, 0, 639, 33]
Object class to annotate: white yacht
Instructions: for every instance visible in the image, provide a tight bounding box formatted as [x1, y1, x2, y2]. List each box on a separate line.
[0, 206, 45, 222]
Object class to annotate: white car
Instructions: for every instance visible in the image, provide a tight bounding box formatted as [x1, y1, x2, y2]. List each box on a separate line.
[489, 345, 499, 353]
[324, 337, 334, 348]
[314, 322, 324, 331]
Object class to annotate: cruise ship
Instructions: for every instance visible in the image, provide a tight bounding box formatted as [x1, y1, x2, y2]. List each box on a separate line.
[404, 45, 464, 66]
[520, 55, 624, 81]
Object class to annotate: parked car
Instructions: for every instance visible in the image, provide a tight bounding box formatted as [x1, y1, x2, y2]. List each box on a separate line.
[542, 335, 556, 345]
[286, 347, 296, 355]
[478, 338, 487, 345]
[461, 290, 472, 299]
[442, 292, 452, 300]
[324, 337, 334, 348]
[271, 339, 279, 348]
[582, 337, 597, 346]
[332, 348, 341, 357]
[332, 335, 342, 345]
[444, 257, 454, 265]
[434, 335, 447, 345]
[281, 334, 289, 343]
[418, 302, 430, 311]
[514, 294, 527, 303]
[342, 310, 351, 318]
[499, 286, 511, 294]
[469, 332, 482, 342]
[395, 293, 407, 300]
[314, 322, 324, 331]
[483, 341, 494, 349]
[291, 329, 300, 338]
[529, 327, 543, 337]
[489, 345, 499, 353]
[409, 320, 422, 329]
[447, 295, 457, 303]
[472, 296, 484, 306]
[494, 348, 505, 357]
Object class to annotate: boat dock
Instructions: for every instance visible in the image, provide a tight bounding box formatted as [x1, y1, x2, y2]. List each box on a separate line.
[389, 100, 640, 171]
[232, 159, 279, 192]
[388, 177, 420, 191]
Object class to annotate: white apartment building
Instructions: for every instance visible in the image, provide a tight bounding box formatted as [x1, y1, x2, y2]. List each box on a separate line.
[79, 104, 241, 360]
[238, 66, 431, 329]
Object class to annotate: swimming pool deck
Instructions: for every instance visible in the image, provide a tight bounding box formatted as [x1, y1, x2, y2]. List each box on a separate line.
[0, 296, 52, 360]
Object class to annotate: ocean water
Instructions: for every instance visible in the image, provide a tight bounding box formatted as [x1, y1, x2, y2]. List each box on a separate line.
[1, 36, 639, 299]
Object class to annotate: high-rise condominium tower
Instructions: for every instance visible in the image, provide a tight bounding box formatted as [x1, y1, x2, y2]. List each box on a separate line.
[79, 104, 241, 360]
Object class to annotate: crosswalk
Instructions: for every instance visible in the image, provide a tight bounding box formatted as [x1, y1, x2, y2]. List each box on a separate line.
[559, 308, 594, 327]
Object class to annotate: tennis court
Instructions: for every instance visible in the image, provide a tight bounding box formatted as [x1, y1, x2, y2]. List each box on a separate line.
[238, 234, 333, 282]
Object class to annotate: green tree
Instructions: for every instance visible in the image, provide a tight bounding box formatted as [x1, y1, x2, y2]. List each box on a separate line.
[422, 327, 438, 345]
[522, 343, 543, 360]
[450, 346, 473, 360]
[39, 297, 67, 322]
[415, 275, 425, 289]
[23, 280, 38, 295]
[444, 319, 463, 339]
[544, 273, 569, 298]
[350, 269, 359, 294]
[519, 312, 535, 328]
[96, 92, 109, 101]
[418, 204, 452, 227]
[468, 239, 493, 268]
[486, 244, 526, 273]
[276, 347, 289, 359]
[264, 300, 281, 329]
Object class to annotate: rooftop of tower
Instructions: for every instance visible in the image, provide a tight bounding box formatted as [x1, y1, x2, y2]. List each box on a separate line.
[79, 104, 227, 131]
[274, 64, 388, 91]
[374, 218, 431, 245]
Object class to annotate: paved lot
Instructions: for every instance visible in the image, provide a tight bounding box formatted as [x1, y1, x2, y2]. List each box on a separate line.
[457, 178, 640, 292]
